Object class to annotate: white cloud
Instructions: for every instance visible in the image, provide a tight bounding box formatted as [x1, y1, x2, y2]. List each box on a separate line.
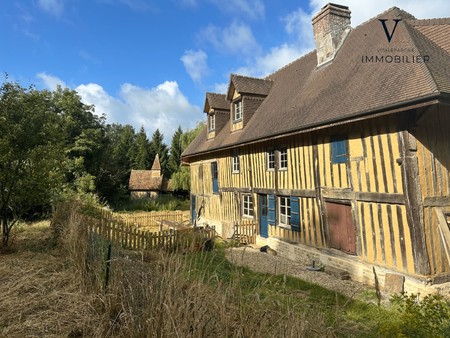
[234, 44, 304, 78]
[210, 0, 265, 20]
[282, 8, 315, 50]
[77, 81, 201, 141]
[36, 73, 201, 141]
[37, 0, 64, 17]
[181, 49, 210, 84]
[37, 72, 67, 90]
[212, 82, 228, 94]
[201, 21, 261, 57]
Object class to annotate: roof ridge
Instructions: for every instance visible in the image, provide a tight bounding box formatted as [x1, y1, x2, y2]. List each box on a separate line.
[266, 49, 316, 79]
[230, 73, 274, 82]
[206, 92, 226, 96]
[408, 18, 450, 26]
[352, 6, 416, 30]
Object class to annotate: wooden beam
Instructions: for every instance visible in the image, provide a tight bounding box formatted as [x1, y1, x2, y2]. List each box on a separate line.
[399, 129, 431, 276]
[424, 196, 450, 207]
[436, 208, 450, 268]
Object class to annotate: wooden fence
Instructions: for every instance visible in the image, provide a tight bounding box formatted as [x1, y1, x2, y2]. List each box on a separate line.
[233, 222, 257, 244]
[117, 210, 191, 229]
[85, 207, 213, 251]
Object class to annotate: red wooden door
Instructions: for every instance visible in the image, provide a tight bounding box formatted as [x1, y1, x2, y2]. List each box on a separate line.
[326, 202, 356, 255]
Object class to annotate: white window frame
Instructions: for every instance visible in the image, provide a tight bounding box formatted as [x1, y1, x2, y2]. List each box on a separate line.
[267, 149, 275, 171]
[232, 153, 240, 173]
[279, 147, 288, 170]
[233, 100, 242, 122]
[209, 114, 216, 131]
[279, 196, 291, 228]
[242, 194, 254, 218]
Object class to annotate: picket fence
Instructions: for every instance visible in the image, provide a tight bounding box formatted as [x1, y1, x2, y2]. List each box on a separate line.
[233, 222, 257, 244]
[87, 207, 213, 251]
[117, 210, 190, 229]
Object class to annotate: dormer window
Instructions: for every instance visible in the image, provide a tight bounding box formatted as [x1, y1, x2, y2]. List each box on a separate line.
[209, 114, 216, 131]
[233, 100, 242, 122]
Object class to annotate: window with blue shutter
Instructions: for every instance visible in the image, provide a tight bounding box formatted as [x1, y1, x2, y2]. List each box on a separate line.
[290, 197, 300, 232]
[211, 162, 219, 193]
[268, 194, 276, 225]
[331, 136, 348, 164]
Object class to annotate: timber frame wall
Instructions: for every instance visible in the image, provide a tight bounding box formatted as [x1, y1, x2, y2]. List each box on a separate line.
[189, 104, 450, 280]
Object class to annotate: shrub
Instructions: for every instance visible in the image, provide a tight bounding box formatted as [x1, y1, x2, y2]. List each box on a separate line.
[379, 293, 450, 337]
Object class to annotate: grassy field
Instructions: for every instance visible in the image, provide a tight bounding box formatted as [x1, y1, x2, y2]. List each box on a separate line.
[1, 220, 450, 337]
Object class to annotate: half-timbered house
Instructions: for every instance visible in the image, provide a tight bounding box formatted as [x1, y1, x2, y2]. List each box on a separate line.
[182, 3, 450, 294]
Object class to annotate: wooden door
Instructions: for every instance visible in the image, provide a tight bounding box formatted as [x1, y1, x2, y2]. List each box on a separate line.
[326, 202, 356, 254]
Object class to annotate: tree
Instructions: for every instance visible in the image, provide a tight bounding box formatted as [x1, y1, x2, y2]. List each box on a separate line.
[54, 86, 105, 194]
[134, 126, 151, 169]
[167, 126, 183, 176]
[0, 81, 65, 247]
[150, 129, 169, 177]
[171, 122, 205, 192]
[95, 124, 137, 204]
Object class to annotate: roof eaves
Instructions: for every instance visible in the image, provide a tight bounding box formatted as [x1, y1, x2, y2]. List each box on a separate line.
[181, 93, 442, 161]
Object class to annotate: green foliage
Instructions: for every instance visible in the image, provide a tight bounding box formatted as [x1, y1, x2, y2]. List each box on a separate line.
[150, 129, 169, 177]
[167, 126, 183, 176]
[171, 121, 205, 192]
[379, 293, 450, 337]
[0, 80, 65, 247]
[133, 126, 151, 169]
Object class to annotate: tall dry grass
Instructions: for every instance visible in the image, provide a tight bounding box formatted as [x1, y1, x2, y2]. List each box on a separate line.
[49, 201, 340, 337]
[0, 201, 373, 337]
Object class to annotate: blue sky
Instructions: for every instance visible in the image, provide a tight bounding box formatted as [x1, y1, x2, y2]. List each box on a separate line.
[2, 0, 450, 141]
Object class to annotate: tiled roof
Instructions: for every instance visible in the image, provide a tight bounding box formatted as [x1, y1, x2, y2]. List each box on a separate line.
[128, 170, 163, 191]
[226, 74, 273, 100]
[183, 7, 450, 159]
[410, 18, 450, 55]
[204, 93, 230, 112]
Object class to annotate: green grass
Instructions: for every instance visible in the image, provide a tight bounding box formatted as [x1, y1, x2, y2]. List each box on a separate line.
[182, 244, 382, 335]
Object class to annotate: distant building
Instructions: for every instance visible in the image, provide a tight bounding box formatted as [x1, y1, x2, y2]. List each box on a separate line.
[128, 154, 172, 199]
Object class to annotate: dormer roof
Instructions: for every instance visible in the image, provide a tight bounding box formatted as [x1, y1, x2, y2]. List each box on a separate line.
[226, 74, 273, 100]
[203, 92, 230, 112]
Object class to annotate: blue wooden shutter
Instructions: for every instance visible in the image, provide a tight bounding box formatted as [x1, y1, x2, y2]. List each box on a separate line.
[290, 197, 300, 232]
[211, 162, 219, 193]
[331, 137, 347, 164]
[268, 194, 276, 225]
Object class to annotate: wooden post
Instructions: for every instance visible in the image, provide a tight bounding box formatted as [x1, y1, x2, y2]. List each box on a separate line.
[399, 129, 431, 276]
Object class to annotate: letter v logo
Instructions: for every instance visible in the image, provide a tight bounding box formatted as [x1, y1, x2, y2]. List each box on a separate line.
[378, 19, 402, 43]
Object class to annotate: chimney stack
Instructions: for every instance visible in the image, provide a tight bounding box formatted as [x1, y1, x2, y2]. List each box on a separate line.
[312, 3, 351, 67]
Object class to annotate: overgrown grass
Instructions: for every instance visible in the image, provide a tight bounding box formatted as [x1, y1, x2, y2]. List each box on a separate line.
[113, 194, 190, 212]
[2, 203, 450, 337]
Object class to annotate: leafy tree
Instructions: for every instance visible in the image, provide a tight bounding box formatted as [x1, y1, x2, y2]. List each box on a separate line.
[95, 124, 137, 204]
[171, 121, 205, 192]
[150, 129, 169, 177]
[167, 126, 183, 176]
[0, 81, 65, 247]
[54, 86, 105, 194]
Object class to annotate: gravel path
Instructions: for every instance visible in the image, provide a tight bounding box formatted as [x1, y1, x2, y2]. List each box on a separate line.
[225, 246, 373, 300]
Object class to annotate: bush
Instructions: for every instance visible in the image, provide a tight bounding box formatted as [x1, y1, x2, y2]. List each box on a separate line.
[379, 293, 450, 337]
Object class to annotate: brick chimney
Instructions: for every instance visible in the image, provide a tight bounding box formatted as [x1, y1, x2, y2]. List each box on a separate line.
[312, 3, 351, 67]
